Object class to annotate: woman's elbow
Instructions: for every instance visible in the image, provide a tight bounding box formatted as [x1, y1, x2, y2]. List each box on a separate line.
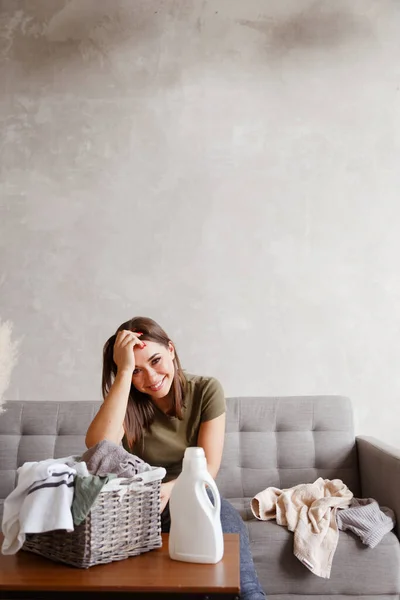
[85, 426, 101, 449]
[85, 428, 122, 449]
[207, 463, 221, 480]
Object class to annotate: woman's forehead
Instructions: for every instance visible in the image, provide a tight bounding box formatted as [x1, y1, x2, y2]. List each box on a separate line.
[133, 340, 167, 362]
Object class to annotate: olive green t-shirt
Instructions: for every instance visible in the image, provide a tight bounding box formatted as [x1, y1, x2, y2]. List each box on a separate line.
[124, 373, 226, 482]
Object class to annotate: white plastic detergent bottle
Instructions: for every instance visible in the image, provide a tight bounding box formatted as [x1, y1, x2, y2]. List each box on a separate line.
[168, 446, 224, 564]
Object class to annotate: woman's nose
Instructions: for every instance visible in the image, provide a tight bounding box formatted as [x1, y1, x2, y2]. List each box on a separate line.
[146, 369, 158, 383]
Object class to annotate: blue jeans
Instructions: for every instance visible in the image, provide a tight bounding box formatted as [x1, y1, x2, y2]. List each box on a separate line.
[161, 493, 266, 600]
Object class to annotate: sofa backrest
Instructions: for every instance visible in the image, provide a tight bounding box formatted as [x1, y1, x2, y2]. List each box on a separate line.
[217, 396, 360, 517]
[0, 396, 359, 521]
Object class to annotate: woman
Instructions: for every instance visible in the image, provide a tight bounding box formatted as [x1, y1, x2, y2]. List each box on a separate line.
[86, 316, 266, 600]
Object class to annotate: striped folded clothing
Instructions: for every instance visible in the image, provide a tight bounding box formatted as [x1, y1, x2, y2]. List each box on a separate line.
[1, 459, 77, 555]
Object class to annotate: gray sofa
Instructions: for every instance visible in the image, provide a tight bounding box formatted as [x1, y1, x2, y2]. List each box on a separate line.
[1, 396, 399, 599]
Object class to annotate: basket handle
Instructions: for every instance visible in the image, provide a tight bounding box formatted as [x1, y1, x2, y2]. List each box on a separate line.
[131, 467, 166, 485]
[101, 467, 167, 493]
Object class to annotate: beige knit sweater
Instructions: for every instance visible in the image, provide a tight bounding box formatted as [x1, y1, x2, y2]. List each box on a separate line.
[251, 478, 353, 579]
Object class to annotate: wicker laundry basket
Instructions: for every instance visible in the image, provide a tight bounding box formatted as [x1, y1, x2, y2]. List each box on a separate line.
[22, 466, 166, 568]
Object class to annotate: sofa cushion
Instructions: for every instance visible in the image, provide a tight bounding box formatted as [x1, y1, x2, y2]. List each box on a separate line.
[247, 519, 400, 596]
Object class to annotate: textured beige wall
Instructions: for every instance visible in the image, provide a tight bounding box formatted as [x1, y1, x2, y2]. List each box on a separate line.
[1, 0, 399, 445]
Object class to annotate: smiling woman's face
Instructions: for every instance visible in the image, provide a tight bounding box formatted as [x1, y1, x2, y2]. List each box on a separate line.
[132, 340, 175, 399]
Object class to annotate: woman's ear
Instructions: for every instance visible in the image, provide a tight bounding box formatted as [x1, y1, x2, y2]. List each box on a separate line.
[168, 341, 175, 360]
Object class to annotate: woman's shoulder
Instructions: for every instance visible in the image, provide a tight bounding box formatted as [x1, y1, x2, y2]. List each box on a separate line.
[183, 373, 226, 419]
[183, 372, 223, 390]
[183, 373, 225, 402]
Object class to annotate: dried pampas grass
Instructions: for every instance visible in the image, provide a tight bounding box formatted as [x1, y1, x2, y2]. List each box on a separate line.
[0, 319, 20, 414]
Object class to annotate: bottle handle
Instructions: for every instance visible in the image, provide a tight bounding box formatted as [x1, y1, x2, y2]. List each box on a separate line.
[203, 476, 221, 518]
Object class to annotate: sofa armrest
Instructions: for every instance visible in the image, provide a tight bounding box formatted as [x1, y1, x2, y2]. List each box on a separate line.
[356, 436, 400, 539]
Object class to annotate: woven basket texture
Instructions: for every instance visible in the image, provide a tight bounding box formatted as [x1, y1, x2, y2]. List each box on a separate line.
[23, 475, 162, 568]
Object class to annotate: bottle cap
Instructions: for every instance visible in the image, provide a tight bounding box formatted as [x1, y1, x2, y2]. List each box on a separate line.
[184, 447, 205, 459]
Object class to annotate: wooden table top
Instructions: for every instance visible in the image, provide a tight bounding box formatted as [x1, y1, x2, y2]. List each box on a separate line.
[0, 533, 240, 594]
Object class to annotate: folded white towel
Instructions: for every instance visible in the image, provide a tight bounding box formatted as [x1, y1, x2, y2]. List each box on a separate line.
[2, 459, 76, 555]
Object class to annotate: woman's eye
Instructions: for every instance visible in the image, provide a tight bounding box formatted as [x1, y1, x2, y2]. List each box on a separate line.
[132, 369, 140, 376]
[152, 357, 161, 366]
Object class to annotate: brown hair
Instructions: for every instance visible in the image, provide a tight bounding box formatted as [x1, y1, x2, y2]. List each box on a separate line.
[102, 316, 186, 449]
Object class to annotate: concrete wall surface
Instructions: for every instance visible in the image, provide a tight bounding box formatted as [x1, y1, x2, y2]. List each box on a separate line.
[1, 0, 399, 446]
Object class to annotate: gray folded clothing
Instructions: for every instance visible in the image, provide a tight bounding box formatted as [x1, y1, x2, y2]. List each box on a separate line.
[81, 439, 151, 478]
[336, 497, 396, 548]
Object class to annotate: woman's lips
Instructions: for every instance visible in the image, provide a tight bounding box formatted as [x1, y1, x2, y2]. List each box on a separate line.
[148, 376, 165, 392]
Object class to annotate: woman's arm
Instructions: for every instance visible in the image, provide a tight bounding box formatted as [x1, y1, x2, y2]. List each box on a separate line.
[85, 330, 144, 448]
[85, 369, 131, 448]
[197, 413, 226, 479]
